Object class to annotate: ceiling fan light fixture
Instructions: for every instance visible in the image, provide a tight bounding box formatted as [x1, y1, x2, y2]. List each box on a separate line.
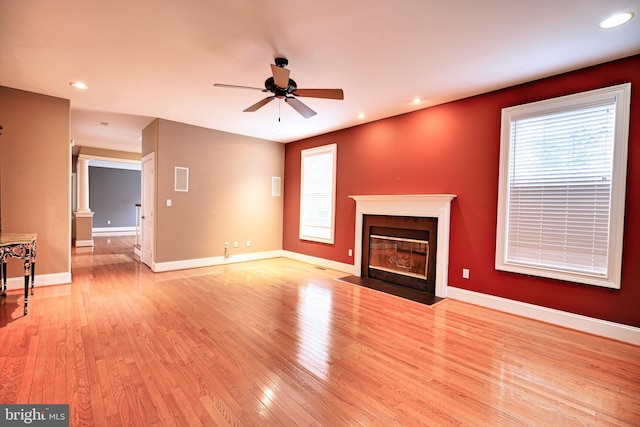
[599, 12, 634, 29]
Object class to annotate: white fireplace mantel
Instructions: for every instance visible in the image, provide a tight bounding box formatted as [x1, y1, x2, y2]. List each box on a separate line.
[349, 194, 456, 298]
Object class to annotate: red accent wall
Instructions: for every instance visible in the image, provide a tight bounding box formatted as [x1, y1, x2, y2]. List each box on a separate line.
[283, 55, 640, 327]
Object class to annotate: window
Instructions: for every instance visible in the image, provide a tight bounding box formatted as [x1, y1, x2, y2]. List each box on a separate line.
[300, 143, 337, 244]
[495, 83, 631, 289]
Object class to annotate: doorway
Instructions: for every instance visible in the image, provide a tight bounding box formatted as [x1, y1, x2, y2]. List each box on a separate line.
[141, 153, 155, 269]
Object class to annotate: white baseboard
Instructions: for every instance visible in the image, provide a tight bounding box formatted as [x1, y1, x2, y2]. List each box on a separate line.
[447, 286, 640, 346]
[2, 272, 72, 291]
[281, 251, 354, 274]
[75, 239, 94, 247]
[93, 227, 136, 236]
[152, 250, 354, 274]
[152, 250, 285, 272]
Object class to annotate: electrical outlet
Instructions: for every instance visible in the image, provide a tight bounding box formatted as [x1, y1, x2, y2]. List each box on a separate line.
[348, 249, 353, 257]
[246, 240, 251, 247]
[462, 268, 470, 279]
[166, 199, 172, 207]
[107, 220, 111, 225]
[233, 241, 238, 248]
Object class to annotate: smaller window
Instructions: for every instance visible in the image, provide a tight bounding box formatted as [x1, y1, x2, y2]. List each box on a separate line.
[300, 144, 337, 244]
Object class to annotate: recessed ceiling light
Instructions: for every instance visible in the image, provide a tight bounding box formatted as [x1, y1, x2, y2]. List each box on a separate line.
[358, 113, 365, 119]
[599, 12, 634, 29]
[69, 81, 89, 90]
[412, 97, 421, 105]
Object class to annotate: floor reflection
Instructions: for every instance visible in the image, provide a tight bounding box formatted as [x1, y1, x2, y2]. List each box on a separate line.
[297, 283, 333, 379]
[258, 384, 277, 417]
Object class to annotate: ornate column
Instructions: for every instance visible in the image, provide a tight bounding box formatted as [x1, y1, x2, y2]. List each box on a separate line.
[74, 156, 94, 247]
[77, 157, 91, 212]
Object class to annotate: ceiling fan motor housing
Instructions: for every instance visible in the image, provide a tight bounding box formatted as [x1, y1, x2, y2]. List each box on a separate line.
[265, 77, 297, 97]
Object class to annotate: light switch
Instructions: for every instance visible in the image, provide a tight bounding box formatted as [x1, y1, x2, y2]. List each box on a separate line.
[166, 199, 172, 207]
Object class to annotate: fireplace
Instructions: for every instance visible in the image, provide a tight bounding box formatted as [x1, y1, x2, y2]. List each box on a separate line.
[362, 215, 437, 294]
[349, 194, 456, 298]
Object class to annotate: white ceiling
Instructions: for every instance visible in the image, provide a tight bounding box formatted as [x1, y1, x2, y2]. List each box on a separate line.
[1, 0, 638, 151]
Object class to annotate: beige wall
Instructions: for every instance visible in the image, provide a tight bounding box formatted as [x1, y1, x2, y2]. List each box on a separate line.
[74, 215, 93, 242]
[141, 119, 158, 156]
[0, 86, 71, 279]
[143, 119, 284, 264]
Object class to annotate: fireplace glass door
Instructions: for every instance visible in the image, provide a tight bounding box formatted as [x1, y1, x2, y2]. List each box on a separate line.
[369, 235, 428, 280]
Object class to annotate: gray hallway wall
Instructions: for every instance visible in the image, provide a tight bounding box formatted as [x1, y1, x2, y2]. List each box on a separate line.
[89, 166, 141, 228]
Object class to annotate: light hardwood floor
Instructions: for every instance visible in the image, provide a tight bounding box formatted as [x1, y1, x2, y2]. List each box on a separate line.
[0, 236, 638, 426]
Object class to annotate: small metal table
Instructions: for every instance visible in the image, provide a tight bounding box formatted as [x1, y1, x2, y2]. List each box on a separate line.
[0, 233, 37, 315]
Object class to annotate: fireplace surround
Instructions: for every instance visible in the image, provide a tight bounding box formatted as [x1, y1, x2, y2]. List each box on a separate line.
[349, 194, 456, 298]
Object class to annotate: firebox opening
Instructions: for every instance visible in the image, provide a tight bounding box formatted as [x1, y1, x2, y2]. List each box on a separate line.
[362, 215, 438, 294]
[369, 234, 429, 280]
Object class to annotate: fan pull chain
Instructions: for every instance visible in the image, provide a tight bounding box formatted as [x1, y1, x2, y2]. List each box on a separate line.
[278, 99, 281, 122]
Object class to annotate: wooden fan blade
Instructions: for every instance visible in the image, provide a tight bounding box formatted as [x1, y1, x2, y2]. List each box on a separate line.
[214, 83, 267, 92]
[244, 96, 275, 112]
[285, 97, 317, 118]
[293, 88, 344, 100]
[270, 64, 290, 89]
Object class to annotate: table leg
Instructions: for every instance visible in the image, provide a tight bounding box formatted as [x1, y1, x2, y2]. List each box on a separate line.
[31, 241, 36, 296]
[31, 261, 35, 296]
[23, 258, 30, 316]
[1, 259, 6, 297]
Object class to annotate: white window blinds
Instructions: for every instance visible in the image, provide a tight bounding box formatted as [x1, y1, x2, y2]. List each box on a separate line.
[506, 101, 615, 275]
[496, 83, 630, 289]
[300, 144, 337, 244]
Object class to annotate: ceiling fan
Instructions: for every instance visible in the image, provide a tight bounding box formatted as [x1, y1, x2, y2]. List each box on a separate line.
[214, 57, 344, 119]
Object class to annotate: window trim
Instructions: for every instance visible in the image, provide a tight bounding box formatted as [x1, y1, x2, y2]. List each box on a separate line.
[495, 83, 631, 289]
[299, 143, 337, 244]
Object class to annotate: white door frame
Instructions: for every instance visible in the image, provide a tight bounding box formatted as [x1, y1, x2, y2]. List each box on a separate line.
[141, 153, 155, 269]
